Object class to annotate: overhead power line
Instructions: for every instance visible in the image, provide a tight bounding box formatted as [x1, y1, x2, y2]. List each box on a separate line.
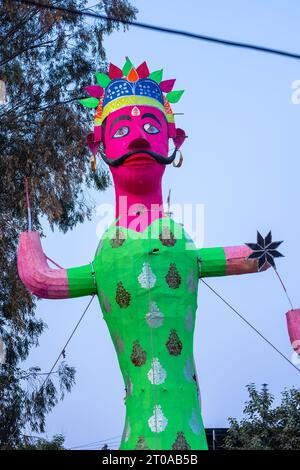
[70, 440, 121, 450]
[13, 0, 300, 61]
[69, 435, 122, 450]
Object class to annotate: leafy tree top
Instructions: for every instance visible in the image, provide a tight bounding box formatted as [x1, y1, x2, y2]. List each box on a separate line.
[224, 384, 300, 450]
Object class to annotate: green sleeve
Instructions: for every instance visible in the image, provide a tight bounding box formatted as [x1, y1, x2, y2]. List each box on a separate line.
[67, 263, 97, 298]
[197, 247, 226, 278]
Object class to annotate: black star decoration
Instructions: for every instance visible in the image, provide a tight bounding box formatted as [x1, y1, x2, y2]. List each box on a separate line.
[245, 231, 284, 271]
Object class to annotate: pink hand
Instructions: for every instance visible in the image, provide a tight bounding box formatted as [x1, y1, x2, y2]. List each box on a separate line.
[224, 245, 270, 276]
[286, 309, 300, 354]
[18, 231, 70, 299]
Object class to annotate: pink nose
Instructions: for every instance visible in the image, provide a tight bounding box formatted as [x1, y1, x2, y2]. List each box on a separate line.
[128, 137, 150, 150]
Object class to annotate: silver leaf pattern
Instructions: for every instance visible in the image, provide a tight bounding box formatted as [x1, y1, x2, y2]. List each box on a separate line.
[147, 358, 167, 385]
[100, 289, 111, 314]
[115, 335, 124, 355]
[125, 373, 133, 397]
[148, 405, 168, 433]
[146, 302, 164, 328]
[184, 356, 194, 382]
[186, 270, 197, 293]
[138, 262, 156, 289]
[185, 305, 193, 332]
[189, 408, 202, 435]
[122, 420, 131, 442]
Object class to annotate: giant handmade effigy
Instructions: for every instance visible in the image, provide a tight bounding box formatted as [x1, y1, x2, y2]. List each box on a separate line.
[17, 58, 300, 450]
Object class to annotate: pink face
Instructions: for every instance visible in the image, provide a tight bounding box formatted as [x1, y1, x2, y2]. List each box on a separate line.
[102, 105, 170, 194]
[103, 105, 169, 163]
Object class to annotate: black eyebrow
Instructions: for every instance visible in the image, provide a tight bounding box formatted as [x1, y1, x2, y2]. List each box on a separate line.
[141, 112, 162, 127]
[109, 115, 132, 135]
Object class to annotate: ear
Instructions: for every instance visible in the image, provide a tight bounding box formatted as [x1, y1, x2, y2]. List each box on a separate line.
[94, 125, 102, 143]
[168, 122, 177, 138]
[172, 128, 186, 149]
[85, 126, 102, 154]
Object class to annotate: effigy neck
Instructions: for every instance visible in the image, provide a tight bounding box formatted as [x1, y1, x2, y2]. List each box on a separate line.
[114, 183, 164, 232]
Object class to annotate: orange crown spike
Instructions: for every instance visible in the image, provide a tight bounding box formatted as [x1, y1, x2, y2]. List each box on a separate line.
[127, 67, 139, 82]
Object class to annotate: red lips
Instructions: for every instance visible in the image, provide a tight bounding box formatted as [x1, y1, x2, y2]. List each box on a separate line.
[123, 153, 156, 166]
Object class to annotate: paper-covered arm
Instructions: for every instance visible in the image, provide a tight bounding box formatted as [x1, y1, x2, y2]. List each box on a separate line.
[198, 245, 269, 278]
[18, 231, 96, 299]
[286, 309, 300, 355]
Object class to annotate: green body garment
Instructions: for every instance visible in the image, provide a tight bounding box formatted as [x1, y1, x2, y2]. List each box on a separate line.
[67, 217, 226, 450]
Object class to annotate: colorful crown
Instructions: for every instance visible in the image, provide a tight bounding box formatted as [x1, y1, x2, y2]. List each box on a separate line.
[79, 58, 184, 136]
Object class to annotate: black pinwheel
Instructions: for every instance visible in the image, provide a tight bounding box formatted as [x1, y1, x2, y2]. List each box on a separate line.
[245, 231, 284, 271]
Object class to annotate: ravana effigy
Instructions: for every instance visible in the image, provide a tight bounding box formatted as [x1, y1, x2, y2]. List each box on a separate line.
[17, 58, 299, 450]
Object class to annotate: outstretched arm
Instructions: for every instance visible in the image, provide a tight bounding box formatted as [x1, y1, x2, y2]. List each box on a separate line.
[198, 245, 269, 278]
[18, 231, 96, 299]
[286, 309, 300, 355]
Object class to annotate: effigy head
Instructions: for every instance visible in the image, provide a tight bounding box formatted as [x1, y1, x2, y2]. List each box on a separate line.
[80, 58, 186, 180]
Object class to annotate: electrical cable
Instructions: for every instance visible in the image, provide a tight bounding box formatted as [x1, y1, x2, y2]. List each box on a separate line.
[12, 0, 300, 61]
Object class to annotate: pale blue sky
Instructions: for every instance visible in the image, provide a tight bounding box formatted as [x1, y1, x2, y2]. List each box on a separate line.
[24, 0, 300, 449]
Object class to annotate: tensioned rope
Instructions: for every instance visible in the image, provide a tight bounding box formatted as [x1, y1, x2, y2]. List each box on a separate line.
[5, 294, 95, 448]
[23, 175, 95, 390]
[39, 294, 95, 391]
[200, 279, 300, 374]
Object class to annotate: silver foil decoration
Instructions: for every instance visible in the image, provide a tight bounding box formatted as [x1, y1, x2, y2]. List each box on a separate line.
[184, 356, 194, 382]
[189, 408, 202, 435]
[186, 269, 197, 293]
[148, 405, 168, 433]
[138, 262, 157, 289]
[146, 301, 164, 328]
[185, 305, 193, 332]
[147, 357, 167, 385]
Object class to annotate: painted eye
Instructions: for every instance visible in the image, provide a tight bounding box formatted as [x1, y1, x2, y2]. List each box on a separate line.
[113, 126, 129, 138]
[143, 123, 160, 134]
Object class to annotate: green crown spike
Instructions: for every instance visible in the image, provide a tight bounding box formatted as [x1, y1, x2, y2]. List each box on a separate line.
[149, 69, 163, 84]
[166, 90, 184, 103]
[122, 57, 133, 76]
[95, 72, 111, 88]
[79, 97, 99, 108]
[79, 59, 185, 126]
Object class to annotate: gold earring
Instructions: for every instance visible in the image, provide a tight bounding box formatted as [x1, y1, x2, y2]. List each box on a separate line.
[172, 150, 183, 168]
[90, 154, 97, 172]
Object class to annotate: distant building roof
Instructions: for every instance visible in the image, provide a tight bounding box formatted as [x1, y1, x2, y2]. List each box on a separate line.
[205, 428, 229, 450]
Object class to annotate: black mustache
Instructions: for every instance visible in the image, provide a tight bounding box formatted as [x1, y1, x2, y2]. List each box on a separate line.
[101, 148, 177, 167]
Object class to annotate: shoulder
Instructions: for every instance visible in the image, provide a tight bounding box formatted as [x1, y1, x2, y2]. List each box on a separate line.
[94, 220, 118, 257]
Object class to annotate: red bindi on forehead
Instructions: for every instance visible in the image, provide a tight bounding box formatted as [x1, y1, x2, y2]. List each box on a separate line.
[106, 105, 166, 125]
[104, 105, 168, 140]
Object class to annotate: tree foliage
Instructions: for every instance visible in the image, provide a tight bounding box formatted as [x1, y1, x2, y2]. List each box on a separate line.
[0, 0, 137, 448]
[224, 384, 300, 450]
[20, 433, 66, 449]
